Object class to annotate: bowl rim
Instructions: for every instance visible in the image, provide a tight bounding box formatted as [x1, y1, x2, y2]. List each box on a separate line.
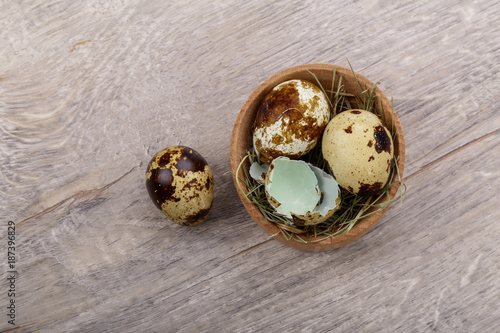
[230, 63, 405, 251]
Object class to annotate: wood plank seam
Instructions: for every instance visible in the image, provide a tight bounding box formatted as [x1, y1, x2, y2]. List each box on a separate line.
[17, 165, 138, 228]
[404, 127, 499, 182]
[217, 239, 274, 264]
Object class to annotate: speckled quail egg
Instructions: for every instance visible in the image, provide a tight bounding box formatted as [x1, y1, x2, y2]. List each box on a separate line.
[322, 109, 394, 197]
[263, 157, 341, 226]
[145, 145, 214, 226]
[253, 79, 330, 164]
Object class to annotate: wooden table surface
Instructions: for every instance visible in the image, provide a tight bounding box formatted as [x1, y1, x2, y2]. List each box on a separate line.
[1, 1, 499, 332]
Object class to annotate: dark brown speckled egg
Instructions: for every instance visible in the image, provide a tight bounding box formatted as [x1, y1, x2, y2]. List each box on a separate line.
[145, 145, 214, 226]
[252, 79, 330, 164]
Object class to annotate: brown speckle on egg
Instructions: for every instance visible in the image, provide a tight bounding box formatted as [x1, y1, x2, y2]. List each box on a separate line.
[373, 125, 392, 154]
[358, 182, 384, 197]
[145, 145, 214, 226]
[292, 216, 306, 227]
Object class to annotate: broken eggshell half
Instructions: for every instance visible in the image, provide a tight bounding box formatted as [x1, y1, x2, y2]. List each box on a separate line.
[256, 157, 341, 226]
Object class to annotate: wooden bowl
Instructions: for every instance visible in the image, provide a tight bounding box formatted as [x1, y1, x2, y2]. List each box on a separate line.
[230, 63, 405, 251]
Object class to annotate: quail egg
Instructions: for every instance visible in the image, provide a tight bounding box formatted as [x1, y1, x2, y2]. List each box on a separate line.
[253, 79, 330, 164]
[263, 157, 341, 226]
[322, 109, 394, 196]
[145, 145, 214, 226]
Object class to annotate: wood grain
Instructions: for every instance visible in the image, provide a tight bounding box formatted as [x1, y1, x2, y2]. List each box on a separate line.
[1, 0, 499, 332]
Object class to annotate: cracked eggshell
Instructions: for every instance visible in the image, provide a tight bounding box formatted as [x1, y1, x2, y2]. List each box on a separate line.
[249, 161, 269, 184]
[253, 79, 330, 164]
[322, 109, 394, 196]
[264, 157, 341, 226]
[307, 165, 342, 223]
[145, 145, 214, 226]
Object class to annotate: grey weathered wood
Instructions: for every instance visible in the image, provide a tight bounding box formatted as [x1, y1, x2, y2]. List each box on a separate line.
[1, 0, 499, 332]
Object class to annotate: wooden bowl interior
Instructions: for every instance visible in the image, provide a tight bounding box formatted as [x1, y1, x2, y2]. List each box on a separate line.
[230, 63, 405, 251]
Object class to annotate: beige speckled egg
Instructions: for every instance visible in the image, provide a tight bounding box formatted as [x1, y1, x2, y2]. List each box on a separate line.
[253, 79, 330, 164]
[145, 146, 214, 226]
[322, 109, 394, 197]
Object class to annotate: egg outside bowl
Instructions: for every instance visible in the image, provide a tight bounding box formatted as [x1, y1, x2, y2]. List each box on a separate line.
[230, 63, 405, 251]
